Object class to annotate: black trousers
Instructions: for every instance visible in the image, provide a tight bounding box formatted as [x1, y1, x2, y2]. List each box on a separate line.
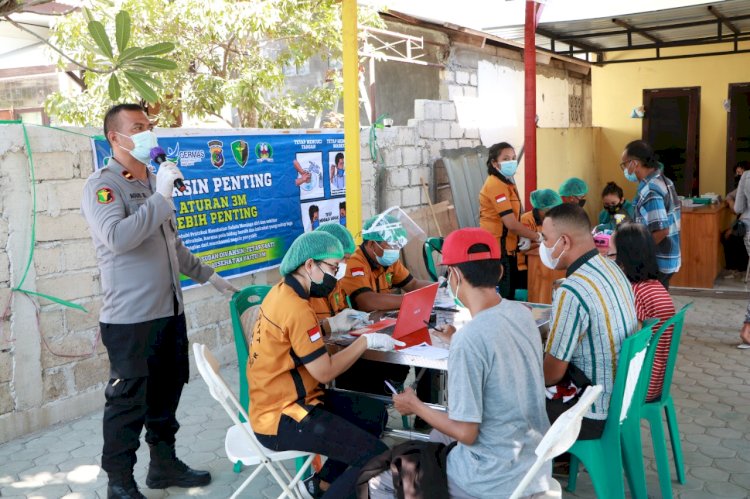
[498, 254, 520, 299]
[256, 391, 388, 499]
[546, 397, 606, 441]
[722, 233, 749, 271]
[100, 313, 189, 473]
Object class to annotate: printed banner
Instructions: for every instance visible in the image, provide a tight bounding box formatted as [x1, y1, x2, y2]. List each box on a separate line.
[92, 131, 346, 287]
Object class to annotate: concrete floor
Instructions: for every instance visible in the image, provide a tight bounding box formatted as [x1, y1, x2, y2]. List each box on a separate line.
[1, 294, 749, 498]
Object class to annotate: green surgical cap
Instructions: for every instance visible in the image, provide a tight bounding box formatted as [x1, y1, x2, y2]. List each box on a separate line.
[280, 231, 344, 276]
[362, 214, 408, 245]
[315, 223, 356, 254]
[559, 177, 589, 197]
[530, 189, 562, 211]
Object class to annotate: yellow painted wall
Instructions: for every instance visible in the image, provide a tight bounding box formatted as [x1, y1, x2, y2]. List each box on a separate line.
[592, 49, 750, 201]
[536, 127, 601, 221]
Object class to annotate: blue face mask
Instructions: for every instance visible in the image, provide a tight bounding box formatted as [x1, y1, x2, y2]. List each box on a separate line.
[339, 216, 346, 226]
[376, 248, 400, 267]
[117, 130, 158, 165]
[499, 160, 518, 177]
[312, 219, 320, 229]
[623, 168, 638, 183]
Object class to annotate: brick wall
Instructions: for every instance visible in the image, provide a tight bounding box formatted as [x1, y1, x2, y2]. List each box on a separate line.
[0, 125, 275, 443]
[358, 99, 481, 219]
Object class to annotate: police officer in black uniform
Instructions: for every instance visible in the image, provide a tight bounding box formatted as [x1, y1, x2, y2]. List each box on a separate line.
[81, 104, 238, 498]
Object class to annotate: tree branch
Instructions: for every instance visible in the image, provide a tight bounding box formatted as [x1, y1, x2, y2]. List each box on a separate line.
[2, 15, 109, 74]
[209, 111, 233, 127]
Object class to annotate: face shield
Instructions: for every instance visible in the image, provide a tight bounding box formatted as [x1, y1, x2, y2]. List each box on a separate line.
[361, 206, 426, 249]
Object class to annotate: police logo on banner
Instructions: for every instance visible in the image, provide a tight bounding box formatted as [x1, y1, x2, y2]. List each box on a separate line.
[255, 142, 274, 163]
[208, 140, 225, 169]
[231, 140, 249, 168]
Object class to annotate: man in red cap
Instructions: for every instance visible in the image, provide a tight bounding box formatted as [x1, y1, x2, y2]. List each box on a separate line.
[381, 228, 554, 498]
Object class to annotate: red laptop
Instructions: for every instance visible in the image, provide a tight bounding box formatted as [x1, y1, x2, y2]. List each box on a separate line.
[350, 283, 439, 349]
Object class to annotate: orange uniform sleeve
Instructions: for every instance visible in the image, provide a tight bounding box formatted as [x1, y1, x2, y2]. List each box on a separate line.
[484, 179, 514, 217]
[390, 259, 412, 288]
[286, 305, 327, 365]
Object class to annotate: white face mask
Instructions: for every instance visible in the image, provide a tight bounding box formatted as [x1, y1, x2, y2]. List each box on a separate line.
[447, 268, 465, 308]
[539, 237, 565, 270]
[117, 130, 158, 165]
[334, 263, 347, 281]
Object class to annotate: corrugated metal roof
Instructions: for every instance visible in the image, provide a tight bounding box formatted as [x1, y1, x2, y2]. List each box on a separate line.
[484, 0, 750, 63]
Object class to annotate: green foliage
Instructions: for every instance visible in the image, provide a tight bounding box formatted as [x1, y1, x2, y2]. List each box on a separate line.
[46, 0, 383, 128]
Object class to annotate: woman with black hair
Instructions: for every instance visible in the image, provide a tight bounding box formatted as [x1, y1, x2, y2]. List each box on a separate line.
[478, 142, 543, 299]
[612, 222, 676, 401]
[620, 140, 681, 289]
[597, 181, 634, 230]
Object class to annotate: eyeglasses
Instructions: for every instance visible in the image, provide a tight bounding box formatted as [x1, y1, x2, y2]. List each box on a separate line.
[317, 261, 340, 275]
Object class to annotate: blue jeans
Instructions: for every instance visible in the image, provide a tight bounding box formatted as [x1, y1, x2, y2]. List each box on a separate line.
[256, 390, 388, 499]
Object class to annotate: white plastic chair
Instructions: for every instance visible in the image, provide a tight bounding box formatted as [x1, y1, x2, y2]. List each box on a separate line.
[509, 385, 604, 499]
[192, 343, 315, 499]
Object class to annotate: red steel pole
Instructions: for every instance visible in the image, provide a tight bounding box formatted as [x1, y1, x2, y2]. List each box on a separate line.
[523, 0, 538, 208]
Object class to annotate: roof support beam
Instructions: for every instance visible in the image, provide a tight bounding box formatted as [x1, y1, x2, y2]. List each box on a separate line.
[708, 5, 740, 36]
[612, 18, 663, 44]
[536, 26, 602, 61]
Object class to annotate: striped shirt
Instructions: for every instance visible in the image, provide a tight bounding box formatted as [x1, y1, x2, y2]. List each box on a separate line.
[632, 280, 675, 402]
[546, 249, 638, 419]
[634, 171, 682, 274]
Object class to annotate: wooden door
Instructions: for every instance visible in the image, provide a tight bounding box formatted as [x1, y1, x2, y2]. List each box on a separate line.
[726, 83, 750, 193]
[643, 87, 700, 197]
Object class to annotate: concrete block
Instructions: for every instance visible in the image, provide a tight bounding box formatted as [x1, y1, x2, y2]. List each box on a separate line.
[381, 147, 402, 167]
[65, 300, 101, 333]
[422, 149, 433, 165]
[216, 321, 233, 346]
[388, 168, 410, 189]
[410, 167, 431, 187]
[361, 161, 375, 183]
[0, 351, 11, 383]
[188, 297, 230, 328]
[442, 140, 459, 150]
[402, 187, 422, 208]
[417, 121, 434, 139]
[0, 219, 8, 247]
[413, 99, 428, 120]
[440, 69, 455, 83]
[32, 152, 78, 181]
[464, 87, 478, 98]
[429, 142, 442, 160]
[447, 86, 464, 100]
[63, 240, 97, 271]
[188, 327, 219, 351]
[406, 119, 419, 127]
[36, 213, 90, 242]
[0, 382, 12, 415]
[423, 101, 441, 121]
[440, 103, 457, 121]
[455, 71, 470, 85]
[37, 272, 98, 302]
[459, 139, 478, 148]
[37, 179, 88, 215]
[39, 309, 65, 340]
[434, 122, 451, 139]
[470, 73, 477, 86]
[464, 128, 480, 139]
[401, 147, 421, 166]
[396, 127, 417, 146]
[450, 123, 464, 139]
[43, 369, 69, 403]
[385, 190, 402, 208]
[34, 246, 63, 276]
[72, 353, 109, 391]
[0, 252, 8, 284]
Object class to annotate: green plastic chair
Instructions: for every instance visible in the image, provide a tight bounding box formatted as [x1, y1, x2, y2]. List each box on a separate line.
[423, 237, 444, 282]
[229, 285, 272, 422]
[566, 319, 657, 498]
[621, 303, 693, 499]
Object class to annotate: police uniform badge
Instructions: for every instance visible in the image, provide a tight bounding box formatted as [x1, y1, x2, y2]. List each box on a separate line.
[96, 187, 115, 204]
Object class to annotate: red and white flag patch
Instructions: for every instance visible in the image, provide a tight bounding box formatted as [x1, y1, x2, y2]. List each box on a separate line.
[351, 267, 365, 277]
[495, 194, 507, 204]
[307, 325, 322, 343]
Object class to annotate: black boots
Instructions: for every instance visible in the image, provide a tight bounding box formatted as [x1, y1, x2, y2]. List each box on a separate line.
[107, 471, 146, 499]
[145, 441, 212, 489]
